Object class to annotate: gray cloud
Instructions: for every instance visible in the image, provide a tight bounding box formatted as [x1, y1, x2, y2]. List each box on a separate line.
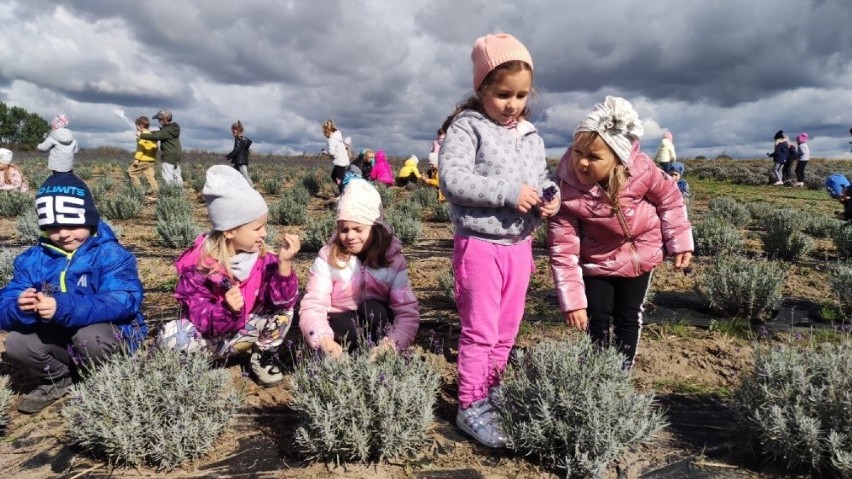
[1, 0, 851, 160]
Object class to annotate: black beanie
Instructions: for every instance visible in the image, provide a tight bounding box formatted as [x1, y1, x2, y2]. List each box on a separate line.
[35, 172, 100, 230]
[774, 130, 784, 140]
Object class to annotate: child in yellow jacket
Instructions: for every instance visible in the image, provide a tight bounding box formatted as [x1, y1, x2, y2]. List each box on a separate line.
[127, 116, 159, 199]
[396, 155, 422, 187]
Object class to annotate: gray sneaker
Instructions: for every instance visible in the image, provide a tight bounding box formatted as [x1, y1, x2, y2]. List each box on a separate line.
[456, 397, 507, 448]
[250, 348, 284, 388]
[18, 378, 72, 414]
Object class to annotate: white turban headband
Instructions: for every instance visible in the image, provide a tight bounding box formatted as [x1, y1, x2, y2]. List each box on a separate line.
[574, 96, 644, 167]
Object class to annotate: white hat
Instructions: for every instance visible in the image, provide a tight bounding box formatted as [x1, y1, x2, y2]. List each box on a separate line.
[0, 148, 12, 164]
[337, 179, 386, 229]
[575, 96, 644, 167]
[203, 165, 269, 231]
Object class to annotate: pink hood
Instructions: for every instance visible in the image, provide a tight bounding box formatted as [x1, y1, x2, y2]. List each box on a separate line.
[548, 145, 693, 312]
[299, 236, 420, 350]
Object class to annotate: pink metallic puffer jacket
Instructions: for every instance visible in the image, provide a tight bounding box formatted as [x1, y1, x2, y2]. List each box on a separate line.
[548, 144, 693, 313]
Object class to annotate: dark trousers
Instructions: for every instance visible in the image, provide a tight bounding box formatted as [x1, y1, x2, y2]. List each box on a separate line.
[585, 272, 652, 366]
[396, 173, 419, 187]
[327, 300, 394, 351]
[782, 159, 795, 182]
[795, 161, 807, 183]
[4, 323, 120, 384]
[331, 165, 347, 193]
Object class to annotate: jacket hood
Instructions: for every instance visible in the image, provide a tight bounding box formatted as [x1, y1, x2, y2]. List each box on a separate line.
[39, 219, 118, 254]
[404, 158, 418, 167]
[50, 127, 75, 145]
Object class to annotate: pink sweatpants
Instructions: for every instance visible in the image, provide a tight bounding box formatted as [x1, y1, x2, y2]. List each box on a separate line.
[453, 235, 533, 408]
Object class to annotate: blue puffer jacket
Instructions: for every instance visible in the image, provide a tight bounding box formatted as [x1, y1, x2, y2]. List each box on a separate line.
[0, 221, 147, 349]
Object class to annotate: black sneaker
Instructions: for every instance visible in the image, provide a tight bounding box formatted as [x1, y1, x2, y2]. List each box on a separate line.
[18, 378, 72, 414]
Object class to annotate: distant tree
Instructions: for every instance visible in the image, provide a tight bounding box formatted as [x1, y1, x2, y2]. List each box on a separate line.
[0, 101, 50, 149]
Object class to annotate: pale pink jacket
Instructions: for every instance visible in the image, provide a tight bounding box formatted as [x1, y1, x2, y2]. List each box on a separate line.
[548, 144, 693, 313]
[298, 236, 420, 350]
[0, 166, 28, 192]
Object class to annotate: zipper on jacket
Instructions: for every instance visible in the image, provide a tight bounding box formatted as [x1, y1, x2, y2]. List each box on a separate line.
[42, 243, 76, 292]
[608, 197, 642, 276]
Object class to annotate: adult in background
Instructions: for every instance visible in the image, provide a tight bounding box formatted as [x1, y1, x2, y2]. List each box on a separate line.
[138, 109, 183, 186]
[654, 131, 676, 173]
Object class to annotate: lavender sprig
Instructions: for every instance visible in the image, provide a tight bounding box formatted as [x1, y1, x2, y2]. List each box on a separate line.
[541, 185, 558, 203]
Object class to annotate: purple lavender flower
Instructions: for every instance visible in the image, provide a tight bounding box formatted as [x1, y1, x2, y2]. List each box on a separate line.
[40, 281, 57, 298]
[221, 278, 232, 291]
[541, 185, 558, 203]
[682, 266, 694, 276]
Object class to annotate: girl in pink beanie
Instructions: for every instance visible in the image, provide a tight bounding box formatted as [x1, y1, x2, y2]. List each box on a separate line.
[794, 132, 810, 187]
[438, 33, 560, 448]
[299, 178, 420, 359]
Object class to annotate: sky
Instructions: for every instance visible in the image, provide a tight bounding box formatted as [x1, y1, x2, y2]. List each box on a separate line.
[1, 0, 851, 160]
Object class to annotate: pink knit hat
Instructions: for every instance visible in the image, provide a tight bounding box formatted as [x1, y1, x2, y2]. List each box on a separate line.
[50, 114, 69, 130]
[796, 132, 808, 143]
[471, 33, 533, 91]
[663, 131, 673, 141]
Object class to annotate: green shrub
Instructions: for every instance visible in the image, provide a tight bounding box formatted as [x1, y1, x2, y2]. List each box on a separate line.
[261, 176, 284, 195]
[157, 183, 186, 200]
[746, 202, 776, 223]
[437, 268, 455, 305]
[302, 213, 336, 252]
[156, 212, 203, 249]
[374, 182, 393, 209]
[827, 263, 852, 319]
[15, 209, 40, 244]
[408, 187, 438, 209]
[101, 190, 143, 220]
[300, 173, 320, 197]
[155, 195, 193, 223]
[803, 215, 844, 239]
[834, 225, 852, 259]
[734, 343, 852, 476]
[431, 202, 450, 223]
[269, 194, 307, 226]
[493, 336, 666, 477]
[0, 375, 11, 432]
[0, 248, 17, 287]
[693, 216, 743, 256]
[290, 348, 441, 463]
[386, 210, 421, 246]
[761, 209, 813, 261]
[696, 255, 786, 319]
[0, 191, 33, 217]
[707, 197, 751, 227]
[62, 347, 243, 470]
[188, 174, 206, 193]
[289, 184, 311, 206]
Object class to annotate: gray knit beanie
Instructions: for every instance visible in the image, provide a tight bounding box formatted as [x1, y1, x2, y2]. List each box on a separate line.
[203, 165, 268, 231]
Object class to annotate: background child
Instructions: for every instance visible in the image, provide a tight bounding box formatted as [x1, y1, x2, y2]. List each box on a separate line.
[794, 133, 810, 187]
[428, 128, 445, 166]
[438, 33, 559, 448]
[0, 173, 147, 413]
[825, 173, 852, 220]
[654, 131, 676, 173]
[767, 130, 788, 186]
[669, 162, 691, 200]
[351, 148, 375, 181]
[225, 120, 253, 186]
[156, 166, 300, 388]
[138, 109, 183, 186]
[322, 119, 350, 193]
[299, 178, 420, 359]
[0, 148, 28, 191]
[127, 116, 159, 201]
[784, 138, 799, 184]
[423, 152, 444, 201]
[396, 155, 422, 187]
[369, 149, 395, 186]
[37, 114, 79, 174]
[549, 96, 693, 371]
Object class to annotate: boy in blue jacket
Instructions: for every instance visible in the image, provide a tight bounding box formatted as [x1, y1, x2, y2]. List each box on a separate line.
[0, 173, 147, 413]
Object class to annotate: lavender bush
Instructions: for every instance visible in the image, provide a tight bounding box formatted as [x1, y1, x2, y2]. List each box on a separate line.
[289, 348, 441, 464]
[302, 212, 336, 252]
[707, 197, 751, 227]
[693, 216, 744, 256]
[0, 191, 33, 217]
[15, 209, 40, 244]
[431, 202, 450, 223]
[156, 211, 203, 249]
[834, 225, 852, 259]
[761, 209, 814, 261]
[696, 255, 786, 320]
[386, 209, 422, 246]
[0, 375, 11, 432]
[735, 343, 852, 476]
[269, 194, 307, 226]
[61, 347, 244, 471]
[101, 189, 143, 220]
[827, 263, 852, 319]
[0, 248, 17, 287]
[493, 336, 666, 478]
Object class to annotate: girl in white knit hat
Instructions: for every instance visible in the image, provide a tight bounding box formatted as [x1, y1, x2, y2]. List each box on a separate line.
[0, 148, 28, 192]
[549, 96, 694, 370]
[299, 178, 420, 359]
[156, 165, 301, 388]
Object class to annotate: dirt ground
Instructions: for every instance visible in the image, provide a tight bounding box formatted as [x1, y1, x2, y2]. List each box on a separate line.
[0, 164, 830, 478]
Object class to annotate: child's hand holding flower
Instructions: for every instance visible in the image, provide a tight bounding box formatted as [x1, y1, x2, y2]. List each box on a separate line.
[17, 288, 38, 312]
[278, 233, 301, 276]
[34, 292, 57, 320]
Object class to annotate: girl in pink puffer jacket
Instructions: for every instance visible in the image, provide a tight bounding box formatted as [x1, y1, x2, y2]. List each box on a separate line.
[548, 96, 693, 368]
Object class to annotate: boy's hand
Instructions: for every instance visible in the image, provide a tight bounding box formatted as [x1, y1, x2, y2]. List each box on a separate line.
[34, 293, 57, 320]
[539, 197, 560, 218]
[224, 286, 244, 312]
[566, 309, 588, 331]
[516, 184, 540, 213]
[673, 251, 693, 269]
[17, 288, 38, 312]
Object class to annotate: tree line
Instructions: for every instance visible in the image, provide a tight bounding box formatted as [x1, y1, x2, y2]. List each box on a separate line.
[0, 102, 50, 149]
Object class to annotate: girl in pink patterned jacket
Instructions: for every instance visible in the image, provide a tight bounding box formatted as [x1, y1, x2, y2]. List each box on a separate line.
[157, 166, 300, 388]
[299, 178, 419, 358]
[0, 148, 28, 192]
[549, 96, 693, 368]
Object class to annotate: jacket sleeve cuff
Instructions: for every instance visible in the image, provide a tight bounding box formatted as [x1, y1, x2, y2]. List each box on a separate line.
[54, 294, 73, 325]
